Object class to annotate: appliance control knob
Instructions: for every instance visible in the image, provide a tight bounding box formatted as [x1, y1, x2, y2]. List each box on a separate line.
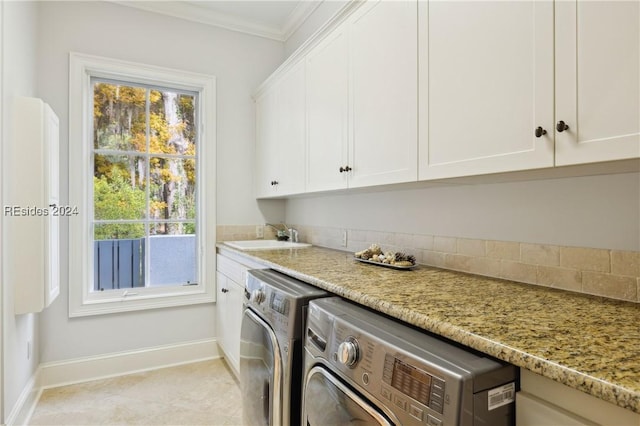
[251, 289, 265, 304]
[337, 338, 359, 367]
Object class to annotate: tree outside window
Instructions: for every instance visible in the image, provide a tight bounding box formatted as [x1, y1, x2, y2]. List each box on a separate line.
[92, 81, 197, 290]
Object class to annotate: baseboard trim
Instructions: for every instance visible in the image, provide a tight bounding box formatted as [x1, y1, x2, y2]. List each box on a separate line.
[39, 338, 221, 390]
[5, 371, 41, 426]
[6, 339, 220, 425]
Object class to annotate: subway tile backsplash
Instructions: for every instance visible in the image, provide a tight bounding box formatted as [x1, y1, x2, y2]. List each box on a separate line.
[217, 225, 640, 303]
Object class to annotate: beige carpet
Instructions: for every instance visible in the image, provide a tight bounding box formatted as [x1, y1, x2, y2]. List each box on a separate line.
[29, 359, 242, 426]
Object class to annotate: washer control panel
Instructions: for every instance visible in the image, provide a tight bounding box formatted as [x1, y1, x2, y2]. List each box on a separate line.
[327, 319, 448, 425]
[382, 354, 446, 415]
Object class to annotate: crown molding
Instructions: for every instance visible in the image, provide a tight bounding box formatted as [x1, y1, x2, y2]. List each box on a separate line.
[110, 1, 324, 42]
[281, 1, 323, 40]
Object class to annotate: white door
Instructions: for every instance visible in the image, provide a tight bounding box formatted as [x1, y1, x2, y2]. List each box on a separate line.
[225, 278, 244, 374]
[45, 103, 60, 306]
[216, 271, 230, 353]
[419, 1, 554, 180]
[516, 392, 598, 426]
[306, 25, 349, 192]
[555, 0, 640, 165]
[278, 61, 306, 195]
[349, 0, 418, 188]
[255, 88, 280, 198]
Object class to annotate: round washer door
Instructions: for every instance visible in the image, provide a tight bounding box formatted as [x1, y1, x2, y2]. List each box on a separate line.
[304, 366, 393, 426]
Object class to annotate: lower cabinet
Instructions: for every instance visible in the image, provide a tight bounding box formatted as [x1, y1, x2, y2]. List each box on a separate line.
[216, 271, 244, 377]
[517, 369, 640, 426]
[216, 252, 266, 377]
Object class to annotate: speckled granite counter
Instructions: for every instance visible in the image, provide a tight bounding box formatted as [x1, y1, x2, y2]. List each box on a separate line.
[217, 244, 640, 414]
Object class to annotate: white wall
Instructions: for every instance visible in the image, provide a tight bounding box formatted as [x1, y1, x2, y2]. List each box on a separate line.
[36, 1, 284, 363]
[286, 172, 640, 251]
[1, 1, 41, 419]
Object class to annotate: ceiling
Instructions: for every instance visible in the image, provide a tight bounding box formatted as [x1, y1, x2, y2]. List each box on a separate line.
[112, 1, 323, 41]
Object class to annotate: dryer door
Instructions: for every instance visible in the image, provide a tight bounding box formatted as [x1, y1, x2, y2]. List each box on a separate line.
[240, 308, 282, 426]
[304, 366, 393, 426]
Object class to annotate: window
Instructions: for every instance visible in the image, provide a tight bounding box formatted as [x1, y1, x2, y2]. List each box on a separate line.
[69, 53, 216, 316]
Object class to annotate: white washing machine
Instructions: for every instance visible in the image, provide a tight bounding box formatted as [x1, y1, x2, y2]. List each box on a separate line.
[302, 297, 518, 426]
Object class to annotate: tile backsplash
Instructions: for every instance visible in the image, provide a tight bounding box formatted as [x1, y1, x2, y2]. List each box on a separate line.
[217, 224, 640, 303]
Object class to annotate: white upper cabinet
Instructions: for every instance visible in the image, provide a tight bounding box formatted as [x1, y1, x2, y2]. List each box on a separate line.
[279, 62, 307, 195]
[255, 61, 306, 198]
[348, 0, 418, 188]
[256, 0, 638, 197]
[555, 0, 640, 165]
[10, 97, 60, 314]
[306, 25, 350, 192]
[419, 1, 555, 180]
[306, 0, 418, 192]
[255, 88, 279, 197]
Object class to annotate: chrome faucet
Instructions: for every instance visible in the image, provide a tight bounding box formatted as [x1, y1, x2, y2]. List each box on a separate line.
[265, 223, 298, 242]
[265, 223, 285, 234]
[265, 223, 288, 240]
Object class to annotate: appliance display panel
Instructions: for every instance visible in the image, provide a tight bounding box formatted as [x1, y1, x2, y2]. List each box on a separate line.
[390, 358, 432, 406]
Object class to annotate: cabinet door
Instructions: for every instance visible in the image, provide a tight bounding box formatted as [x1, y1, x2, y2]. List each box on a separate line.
[13, 98, 60, 314]
[216, 271, 230, 350]
[349, 0, 418, 188]
[306, 25, 349, 192]
[45, 103, 60, 306]
[278, 61, 306, 195]
[255, 88, 280, 198]
[216, 271, 240, 376]
[419, 1, 554, 180]
[516, 392, 598, 426]
[225, 278, 244, 376]
[555, 0, 640, 165]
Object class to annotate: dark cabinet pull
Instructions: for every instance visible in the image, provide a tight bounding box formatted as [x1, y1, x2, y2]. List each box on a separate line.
[556, 121, 569, 132]
[340, 166, 352, 173]
[221, 288, 229, 293]
[535, 127, 547, 138]
[339, 167, 345, 173]
[270, 180, 279, 186]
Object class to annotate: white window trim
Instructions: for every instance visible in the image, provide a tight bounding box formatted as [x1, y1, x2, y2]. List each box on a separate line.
[69, 52, 216, 317]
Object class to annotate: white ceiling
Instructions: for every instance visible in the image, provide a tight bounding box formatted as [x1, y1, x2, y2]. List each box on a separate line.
[112, 0, 323, 41]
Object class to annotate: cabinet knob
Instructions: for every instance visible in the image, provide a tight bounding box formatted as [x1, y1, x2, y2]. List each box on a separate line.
[339, 166, 346, 173]
[221, 288, 229, 293]
[556, 121, 569, 132]
[270, 180, 279, 186]
[535, 126, 547, 138]
[340, 166, 352, 173]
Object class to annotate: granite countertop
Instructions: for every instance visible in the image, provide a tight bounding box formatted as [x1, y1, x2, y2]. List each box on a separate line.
[217, 244, 640, 414]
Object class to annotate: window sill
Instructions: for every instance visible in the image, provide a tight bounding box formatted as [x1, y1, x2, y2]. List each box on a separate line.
[69, 286, 215, 317]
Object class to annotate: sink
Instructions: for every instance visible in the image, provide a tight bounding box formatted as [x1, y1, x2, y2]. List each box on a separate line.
[223, 240, 312, 251]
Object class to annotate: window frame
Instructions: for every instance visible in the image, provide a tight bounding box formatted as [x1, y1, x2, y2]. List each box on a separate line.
[69, 52, 216, 317]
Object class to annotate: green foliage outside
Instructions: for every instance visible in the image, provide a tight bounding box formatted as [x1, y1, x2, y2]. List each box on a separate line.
[92, 82, 196, 238]
[94, 174, 145, 240]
